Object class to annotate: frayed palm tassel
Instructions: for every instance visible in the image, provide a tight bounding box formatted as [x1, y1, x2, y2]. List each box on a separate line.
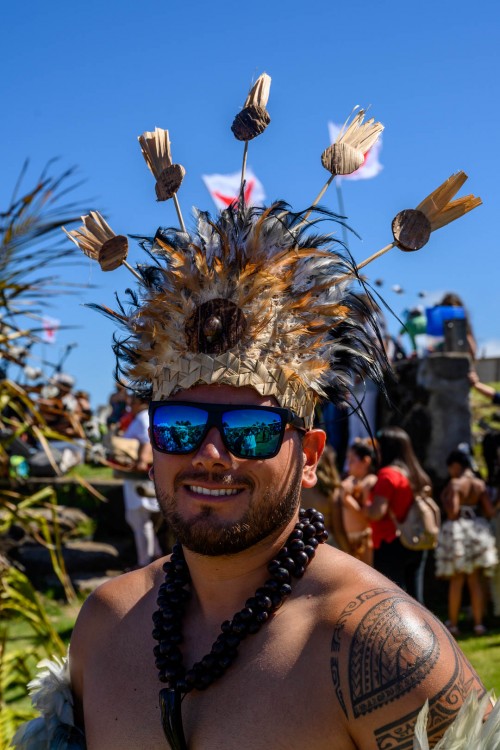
[138, 127, 186, 231]
[299, 108, 384, 227]
[413, 691, 500, 750]
[415, 171, 483, 232]
[231, 72, 271, 142]
[63, 211, 141, 280]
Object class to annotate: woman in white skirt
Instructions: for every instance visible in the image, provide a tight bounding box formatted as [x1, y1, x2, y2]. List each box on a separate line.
[436, 449, 498, 635]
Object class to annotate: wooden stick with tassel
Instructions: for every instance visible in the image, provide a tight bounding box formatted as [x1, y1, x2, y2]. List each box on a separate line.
[138, 128, 187, 233]
[333, 172, 481, 285]
[231, 73, 271, 202]
[296, 109, 384, 230]
[63, 212, 142, 282]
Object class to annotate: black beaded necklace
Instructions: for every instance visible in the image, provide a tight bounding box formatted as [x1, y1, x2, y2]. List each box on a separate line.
[152, 507, 328, 749]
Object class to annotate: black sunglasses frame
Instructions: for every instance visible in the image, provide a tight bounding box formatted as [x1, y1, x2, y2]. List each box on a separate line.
[149, 401, 306, 460]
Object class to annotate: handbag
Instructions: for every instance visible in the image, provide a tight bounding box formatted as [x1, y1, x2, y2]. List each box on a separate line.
[390, 485, 441, 551]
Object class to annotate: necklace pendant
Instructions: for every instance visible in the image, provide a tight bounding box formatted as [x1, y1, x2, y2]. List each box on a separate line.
[159, 687, 188, 750]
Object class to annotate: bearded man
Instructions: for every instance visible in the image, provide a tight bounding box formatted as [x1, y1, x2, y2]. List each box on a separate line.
[13, 77, 497, 750]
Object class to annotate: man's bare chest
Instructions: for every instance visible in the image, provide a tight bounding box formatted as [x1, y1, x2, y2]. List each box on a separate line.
[82, 610, 352, 750]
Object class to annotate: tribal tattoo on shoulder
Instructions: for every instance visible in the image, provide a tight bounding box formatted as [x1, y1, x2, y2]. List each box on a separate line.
[331, 588, 439, 718]
[330, 589, 484, 748]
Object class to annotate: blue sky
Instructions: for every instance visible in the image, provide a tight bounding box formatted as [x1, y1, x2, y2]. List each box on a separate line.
[1, 0, 498, 408]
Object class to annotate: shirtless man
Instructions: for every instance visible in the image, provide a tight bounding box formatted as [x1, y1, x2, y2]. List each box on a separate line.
[68, 383, 488, 749]
[21, 83, 492, 747]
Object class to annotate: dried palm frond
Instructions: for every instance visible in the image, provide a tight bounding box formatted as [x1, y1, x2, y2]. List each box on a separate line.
[138, 128, 186, 201]
[62, 212, 140, 280]
[231, 73, 271, 142]
[0, 162, 86, 370]
[138, 128, 186, 231]
[416, 171, 482, 231]
[321, 109, 384, 177]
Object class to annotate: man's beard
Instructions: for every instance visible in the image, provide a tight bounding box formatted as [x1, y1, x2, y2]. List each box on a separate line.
[154, 459, 304, 556]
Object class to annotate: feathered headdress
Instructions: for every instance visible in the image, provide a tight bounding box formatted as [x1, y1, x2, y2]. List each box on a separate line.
[63, 73, 481, 427]
[94, 203, 387, 427]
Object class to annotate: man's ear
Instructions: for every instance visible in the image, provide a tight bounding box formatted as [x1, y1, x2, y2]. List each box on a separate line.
[301, 429, 326, 488]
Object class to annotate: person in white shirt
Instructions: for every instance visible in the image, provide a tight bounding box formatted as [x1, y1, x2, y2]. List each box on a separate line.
[123, 394, 161, 567]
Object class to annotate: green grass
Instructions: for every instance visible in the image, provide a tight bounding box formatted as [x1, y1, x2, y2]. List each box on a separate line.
[470, 381, 500, 476]
[68, 463, 114, 480]
[459, 629, 500, 694]
[3, 598, 80, 712]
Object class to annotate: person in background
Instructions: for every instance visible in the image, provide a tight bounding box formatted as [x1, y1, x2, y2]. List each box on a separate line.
[440, 292, 477, 359]
[345, 294, 387, 448]
[468, 370, 500, 619]
[107, 383, 130, 428]
[301, 444, 350, 553]
[398, 306, 427, 354]
[341, 438, 378, 565]
[435, 449, 497, 636]
[469, 370, 500, 403]
[38, 372, 86, 438]
[362, 426, 431, 601]
[122, 394, 161, 568]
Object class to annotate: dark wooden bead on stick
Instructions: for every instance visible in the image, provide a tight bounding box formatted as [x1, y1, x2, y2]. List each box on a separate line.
[231, 105, 271, 141]
[155, 164, 186, 201]
[98, 235, 129, 271]
[321, 142, 364, 176]
[392, 208, 432, 252]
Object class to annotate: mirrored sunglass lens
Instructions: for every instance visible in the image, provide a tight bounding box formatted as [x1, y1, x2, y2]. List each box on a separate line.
[222, 409, 283, 457]
[153, 405, 208, 452]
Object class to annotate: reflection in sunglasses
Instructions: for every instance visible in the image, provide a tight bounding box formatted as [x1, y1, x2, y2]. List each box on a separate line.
[151, 403, 292, 459]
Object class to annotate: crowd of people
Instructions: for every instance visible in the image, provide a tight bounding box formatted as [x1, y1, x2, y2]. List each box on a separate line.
[307, 427, 500, 634]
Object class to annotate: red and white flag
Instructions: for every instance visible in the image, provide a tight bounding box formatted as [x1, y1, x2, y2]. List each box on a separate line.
[202, 168, 266, 210]
[41, 316, 60, 344]
[327, 122, 383, 181]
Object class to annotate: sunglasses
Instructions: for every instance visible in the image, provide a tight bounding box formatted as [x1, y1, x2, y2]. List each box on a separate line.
[149, 401, 306, 459]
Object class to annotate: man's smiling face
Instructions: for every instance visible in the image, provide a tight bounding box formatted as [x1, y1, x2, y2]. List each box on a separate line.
[151, 383, 325, 556]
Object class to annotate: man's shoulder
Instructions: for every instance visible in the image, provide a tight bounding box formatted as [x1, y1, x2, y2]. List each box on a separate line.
[310, 553, 486, 748]
[73, 560, 165, 632]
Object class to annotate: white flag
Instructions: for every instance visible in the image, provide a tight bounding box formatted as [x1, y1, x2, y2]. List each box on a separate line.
[202, 168, 266, 210]
[327, 122, 383, 181]
[42, 316, 60, 344]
